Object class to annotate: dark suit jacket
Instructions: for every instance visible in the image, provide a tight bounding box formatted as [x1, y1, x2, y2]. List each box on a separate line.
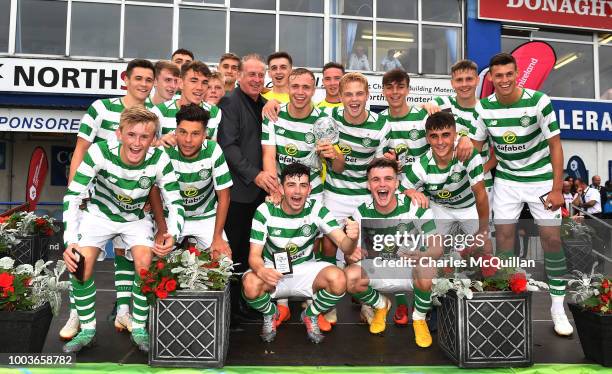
[218, 88, 266, 203]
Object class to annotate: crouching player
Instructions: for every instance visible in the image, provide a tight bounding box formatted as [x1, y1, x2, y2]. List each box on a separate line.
[345, 158, 442, 347]
[62, 107, 185, 353]
[242, 163, 358, 344]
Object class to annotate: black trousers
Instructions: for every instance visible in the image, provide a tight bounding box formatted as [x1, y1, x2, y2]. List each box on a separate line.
[225, 197, 265, 274]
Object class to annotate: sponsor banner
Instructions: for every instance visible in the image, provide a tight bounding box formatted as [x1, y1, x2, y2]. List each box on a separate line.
[0, 108, 83, 133]
[553, 98, 612, 141]
[26, 147, 48, 209]
[478, 0, 612, 31]
[51, 146, 73, 186]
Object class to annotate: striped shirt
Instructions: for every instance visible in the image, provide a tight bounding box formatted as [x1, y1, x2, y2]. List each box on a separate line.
[78, 97, 155, 144]
[63, 141, 185, 244]
[324, 107, 390, 196]
[433, 95, 493, 188]
[250, 199, 340, 266]
[317, 99, 343, 109]
[473, 88, 559, 185]
[151, 99, 222, 140]
[380, 106, 429, 168]
[262, 104, 327, 196]
[402, 148, 484, 209]
[163, 140, 233, 220]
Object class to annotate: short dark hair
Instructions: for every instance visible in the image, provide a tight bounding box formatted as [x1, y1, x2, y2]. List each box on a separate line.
[322, 62, 345, 75]
[382, 68, 410, 87]
[181, 61, 211, 78]
[126, 59, 155, 78]
[489, 52, 517, 70]
[367, 158, 399, 176]
[280, 163, 310, 184]
[172, 48, 195, 60]
[450, 59, 478, 75]
[267, 51, 293, 66]
[154, 60, 180, 78]
[425, 111, 456, 132]
[219, 52, 241, 67]
[176, 103, 210, 129]
[289, 68, 315, 82]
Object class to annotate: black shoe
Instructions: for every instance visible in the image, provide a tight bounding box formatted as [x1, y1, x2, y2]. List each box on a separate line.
[427, 307, 438, 332]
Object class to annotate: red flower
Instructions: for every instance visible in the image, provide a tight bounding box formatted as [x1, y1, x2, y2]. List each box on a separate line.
[165, 279, 177, 292]
[442, 266, 454, 275]
[509, 273, 528, 294]
[139, 269, 150, 278]
[45, 229, 54, 236]
[142, 285, 152, 294]
[155, 289, 168, 299]
[0, 273, 15, 289]
[602, 279, 610, 289]
[480, 254, 498, 278]
[156, 261, 165, 270]
[203, 261, 220, 269]
[601, 294, 610, 304]
[35, 218, 46, 226]
[188, 246, 201, 256]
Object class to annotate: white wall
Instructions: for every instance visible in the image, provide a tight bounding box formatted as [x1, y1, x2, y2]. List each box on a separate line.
[562, 139, 612, 182]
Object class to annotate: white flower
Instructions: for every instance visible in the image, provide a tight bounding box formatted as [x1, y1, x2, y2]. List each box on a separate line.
[0, 257, 15, 269]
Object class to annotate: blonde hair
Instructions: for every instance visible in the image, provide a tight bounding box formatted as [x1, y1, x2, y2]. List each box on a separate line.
[119, 106, 159, 134]
[209, 71, 225, 84]
[339, 72, 369, 95]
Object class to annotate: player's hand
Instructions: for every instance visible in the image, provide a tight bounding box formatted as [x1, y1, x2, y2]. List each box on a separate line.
[405, 189, 429, 208]
[63, 243, 80, 273]
[346, 247, 367, 263]
[257, 267, 283, 287]
[383, 149, 397, 161]
[159, 133, 177, 148]
[255, 171, 280, 194]
[456, 136, 474, 162]
[153, 233, 175, 257]
[317, 142, 338, 160]
[345, 218, 359, 241]
[421, 102, 441, 115]
[210, 235, 232, 260]
[262, 100, 281, 122]
[545, 190, 564, 211]
[265, 191, 282, 205]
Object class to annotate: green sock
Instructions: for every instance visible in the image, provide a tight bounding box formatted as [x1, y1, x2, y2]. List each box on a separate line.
[496, 249, 513, 259]
[243, 291, 277, 316]
[131, 273, 149, 329]
[352, 286, 381, 307]
[306, 289, 344, 317]
[544, 251, 567, 296]
[114, 255, 135, 308]
[318, 254, 337, 265]
[394, 293, 408, 306]
[413, 287, 432, 314]
[71, 277, 96, 329]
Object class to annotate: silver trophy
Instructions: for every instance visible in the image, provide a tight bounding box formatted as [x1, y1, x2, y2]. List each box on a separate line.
[304, 117, 340, 171]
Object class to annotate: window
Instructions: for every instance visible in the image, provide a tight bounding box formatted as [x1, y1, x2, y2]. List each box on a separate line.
[0, 0, 10, 52]
[330, 19, 372, 71]
[230, 12, 275, 59]
[15, 0, 67, 55]
[376, 22, 417, 72]
[231, 0, 274, 10]
[179, 8, 226, 63]
[422, 0, 461, 23]
[124, 6, 172, 59]
[71, 3, 121, 57]
[377, 0, 416, 20]
[279, 16, 323, 67]
[280, 0, 323, 13]
[599, 34, 612, 101]
[422, 26, 462, 75]
[331, 0, 373, 17]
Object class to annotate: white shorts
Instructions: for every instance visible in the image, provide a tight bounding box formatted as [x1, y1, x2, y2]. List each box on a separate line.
[246, 261, 333, 299]
[78, 212, 155, 259]
[359, 260, 413, 293]
[430, 203, 479, 235]
[493, 181, 561, 226]
[179, 217, 227, 249]
[323, 192, 371, 223]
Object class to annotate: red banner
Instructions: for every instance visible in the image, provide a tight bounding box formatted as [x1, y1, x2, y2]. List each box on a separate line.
[26, 147, 48, 211]
[478, 0, 612, 31]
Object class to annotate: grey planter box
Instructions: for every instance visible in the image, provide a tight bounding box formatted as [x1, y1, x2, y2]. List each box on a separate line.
[148, 285, 230, 368]
[9, 235, 49, 266]
[438, 290, 533, 368]
[562, 238, 603, 275]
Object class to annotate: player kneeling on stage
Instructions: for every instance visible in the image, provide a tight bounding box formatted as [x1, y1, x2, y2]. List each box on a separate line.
[242, 163, 359, 344]
[62, 107, 185, 353]
[345, 158, 442, 348]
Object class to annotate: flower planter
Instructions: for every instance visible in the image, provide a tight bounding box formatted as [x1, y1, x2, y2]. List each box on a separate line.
[562, 238, 603, 275]
[149, 285, 230, 368]
[0, 303, 53, 353]
[9, 235, 49, 266]
[568, 303, 612, 367]
[438, 290, 533, 368]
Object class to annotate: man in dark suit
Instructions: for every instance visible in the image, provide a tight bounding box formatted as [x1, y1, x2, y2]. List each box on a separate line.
[218, 54, 280, 322]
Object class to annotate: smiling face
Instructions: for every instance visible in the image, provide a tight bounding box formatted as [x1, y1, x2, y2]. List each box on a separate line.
[239, 59, 266, 99]
[125, 67, 155, 102]
[116, 122, 157, 166]
[205, 77, 224, 105]
[323, 67, 343, 98]
[176, 120, 205, 159]
[289, 73, 315, 112]
[367, 166, 399, 211]
[340, 80, 368, 123]
[268, 57, 292, 88]
[489, 63, 520, 101]
[383, 80, 409, 112]
[218, 58, 240, 85]
[155, 68, 179, 102]
[427, 126, 456, 161]
[451, 68, 479, 102]
[180, 70, 209, 105]
[171, 53, 193, 68]
[281, 174, 311, 214]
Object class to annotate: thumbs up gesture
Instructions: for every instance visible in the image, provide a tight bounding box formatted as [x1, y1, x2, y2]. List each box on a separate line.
[345, 218, 359, 241]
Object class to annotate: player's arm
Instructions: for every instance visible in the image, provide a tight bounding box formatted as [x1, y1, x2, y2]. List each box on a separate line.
[69, 138, 93, 184]
[483, 146, 498, 174]
[421, 96, 447, 115]
[249, 242, 282, 287]
[402, 164, 429, 208]
[262, 99, 281, 122]
[148, 185, 168, 246]
[318, 143, 345, 173]
[471, 181, 489, 235]
[326, 218, 359, 255]
[262, 145, 277, 178]
[547, 134, 565, 210]
[210, 145, 233, 258]
[155, 154, 185, 256]
[456, 135, 474, 162]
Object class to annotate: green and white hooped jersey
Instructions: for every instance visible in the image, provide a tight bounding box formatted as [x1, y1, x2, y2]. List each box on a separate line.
[402, 148, 484, 209]
[262, 104, 327, 196]
[163, 140, 233, 221]
[63, 141, 185, 244]
[473, 88, 559, 186]
[250, 199, 340, 266]
[380, 106, 429, 168]
[324, 107, 390, 197]
[78, 97, 155, 144]
[433, 95, 493, 188]
[151, 99, 222, 140]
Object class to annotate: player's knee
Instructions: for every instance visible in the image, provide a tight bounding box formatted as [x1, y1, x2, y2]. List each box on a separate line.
[242, 273, 263, 299]
[344, 265, 362, 292]
[414, 278, 432, 292]
[325, 267, 347, 294]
